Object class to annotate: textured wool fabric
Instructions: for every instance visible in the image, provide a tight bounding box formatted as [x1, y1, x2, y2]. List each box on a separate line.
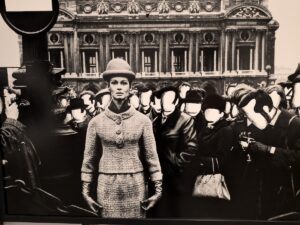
[97, 172, 146, 218]
[81, 105, 162, 218]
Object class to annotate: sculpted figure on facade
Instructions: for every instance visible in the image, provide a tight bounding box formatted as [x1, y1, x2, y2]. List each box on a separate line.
[97, 0, 109, 14]
[128, 0, 140, 14]
[189, 0, 200, 13]
[158, 0, 170, 14]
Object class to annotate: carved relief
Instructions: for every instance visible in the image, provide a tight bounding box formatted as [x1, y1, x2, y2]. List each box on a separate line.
[128, 0, 140, 14]
[229, 6, 269, 18]
[158, 0, 170, 14]
[189, 0, 200, 13]
[97, 0, 109, 14]
[57, 10, 74, 21]
[112, 3, 124, 13]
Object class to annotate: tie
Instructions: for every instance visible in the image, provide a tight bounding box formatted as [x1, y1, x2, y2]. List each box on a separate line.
[161, 116, 167, 124]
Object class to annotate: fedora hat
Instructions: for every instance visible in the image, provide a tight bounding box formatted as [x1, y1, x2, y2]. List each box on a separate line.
[288, 63, 300, 82]
[183, 88, 206, 103]
[102, 58, 135, 82]
[66, 98, 86, 112]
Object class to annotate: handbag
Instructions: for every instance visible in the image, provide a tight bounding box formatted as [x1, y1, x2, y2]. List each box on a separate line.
[192, 157, 231, 201]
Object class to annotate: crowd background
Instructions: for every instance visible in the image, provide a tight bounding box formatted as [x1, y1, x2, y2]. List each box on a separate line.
[1, 59, 300, 220]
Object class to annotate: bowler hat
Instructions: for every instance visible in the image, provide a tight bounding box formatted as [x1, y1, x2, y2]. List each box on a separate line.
[95, 88, 110, 102]
[202, 94, 226, 112]
[156, 86, 179, 99]
[288, 63, 300, 82]
[183, 88, 206, 103]
[66, 98, 86, 112]
[102, 58, 135, 82]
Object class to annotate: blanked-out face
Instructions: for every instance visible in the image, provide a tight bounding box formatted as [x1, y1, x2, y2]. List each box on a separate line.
[161, 91, 178, 116]
[269, 91, 281, 109]
[241, 99, 269, 130]
[151, 96, 161, 114]
[81, 94, 95, 112]
[185, 103, 201, 117]
[179, 85, 191, 99]
[292, 83, 300, 108]
[101, 94, 111, 109]
[109, 76, 130, 101]
[140, 90, 152, 107]
[71, 108, 86, 122]
[130, 94, 140, 109]
[204, 108, 223, 124]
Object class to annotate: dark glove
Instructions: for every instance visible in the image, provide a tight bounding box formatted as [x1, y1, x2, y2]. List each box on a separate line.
[82, 182, 102, 213]
[248, 141, 272, 154]
[141, 180, 162, 211]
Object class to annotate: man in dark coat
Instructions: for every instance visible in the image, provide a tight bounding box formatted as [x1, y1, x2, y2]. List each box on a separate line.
[238, 89, 300, 218]
[188, 94, 234, 218]
[152, 86, 198, 217]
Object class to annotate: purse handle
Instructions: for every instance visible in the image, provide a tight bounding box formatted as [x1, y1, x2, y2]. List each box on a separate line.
[212, 157, 220, 174]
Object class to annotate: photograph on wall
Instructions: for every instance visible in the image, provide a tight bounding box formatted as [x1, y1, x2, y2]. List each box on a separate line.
[0, 0, 300, 222]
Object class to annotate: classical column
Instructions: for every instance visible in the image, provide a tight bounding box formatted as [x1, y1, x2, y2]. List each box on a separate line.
[188, 33, 193, 73]
[105, 34, 110, 65]
[250, 48, 253, 70]
[99, 34, 104, 73]
[261, 31, 266, 72]
[237, 48, 240, 71]
[125, 51, 128, 62]
[95, 51, 99, 73]
[254, 30, 260, 71]
[224, 30, 229, 72]
[165, 33, 170, 73]
[63, 33, 69, 71]
[135, 33, 140, 73]
[200, 50, 204, 72]
[129, 33, 134, 67]
[159, 33, 163, 73]
[219, 31, 224, 73]
[171, 50, 174, 73]
[195, 33, 199, 72]
[214, 49, 217, 72]
[231, 30, 236, 71]
[73, 27, 80, 73]
[60, 50, 64, 68]
[82, 51, 86, 73]
[111, 50, 115, 59]
[154, 50, 158, 72]
[184, 50, 188, 72]
[141, 50, 145, 73]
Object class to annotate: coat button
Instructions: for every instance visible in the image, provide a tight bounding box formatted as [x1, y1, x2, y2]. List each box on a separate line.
[116, 130, 121, 135]
[116, 119, 121, 125]
[117, 143, 124, 148]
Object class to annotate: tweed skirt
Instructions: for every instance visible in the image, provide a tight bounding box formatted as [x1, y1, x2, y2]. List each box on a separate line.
[97, 172, 147, 218]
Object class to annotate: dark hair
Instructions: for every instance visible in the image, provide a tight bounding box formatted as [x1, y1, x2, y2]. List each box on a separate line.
[264, 85, 288, 109]
[150, 91, 160, 103]
[239, 90, 274, 123]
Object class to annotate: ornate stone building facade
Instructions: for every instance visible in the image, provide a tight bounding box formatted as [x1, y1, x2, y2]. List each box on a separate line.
[48, 0, 279, 93]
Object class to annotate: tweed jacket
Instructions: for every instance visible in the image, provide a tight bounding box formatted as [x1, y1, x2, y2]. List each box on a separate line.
[81, 105, 162, 183]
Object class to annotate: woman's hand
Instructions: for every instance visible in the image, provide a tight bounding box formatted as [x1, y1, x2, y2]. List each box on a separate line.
[82, 182, 103, 214]
[141, 180, 162, 211]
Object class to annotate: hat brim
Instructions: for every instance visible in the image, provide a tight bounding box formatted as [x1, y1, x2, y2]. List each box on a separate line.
[102, 70, 135, 82]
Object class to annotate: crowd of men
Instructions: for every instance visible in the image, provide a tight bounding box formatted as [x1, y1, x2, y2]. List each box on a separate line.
[1, 63, 300, 219]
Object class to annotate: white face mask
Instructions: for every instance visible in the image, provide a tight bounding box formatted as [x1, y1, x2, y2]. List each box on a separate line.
[101, 94, 111, 109]
[130, 95, 140, 109]
[292, 83, 300, 108]
[185, 103, 202, 117]
[179, 85, 191, 99]
[269, 91, 281, 109]
[71, 108, 86, 122]
[150, 97, 161, 113]
[161, 91, 178, 116]
[140, 90, 152, 107]
[204, 108, 223, 124]
[242, 99, 268, 130]
[231, 104, 239, 118]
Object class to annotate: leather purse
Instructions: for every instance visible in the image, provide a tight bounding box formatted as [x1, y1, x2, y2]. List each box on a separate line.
[192, 158, 231, 201]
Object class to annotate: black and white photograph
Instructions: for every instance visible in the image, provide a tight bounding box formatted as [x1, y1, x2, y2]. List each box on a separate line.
[0, 0, 300, 223]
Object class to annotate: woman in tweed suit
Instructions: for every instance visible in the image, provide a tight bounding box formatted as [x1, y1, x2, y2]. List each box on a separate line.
[81, 58, 163, 218]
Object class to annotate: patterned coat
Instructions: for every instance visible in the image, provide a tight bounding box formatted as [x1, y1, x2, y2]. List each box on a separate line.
[81, 104, 162, 218]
